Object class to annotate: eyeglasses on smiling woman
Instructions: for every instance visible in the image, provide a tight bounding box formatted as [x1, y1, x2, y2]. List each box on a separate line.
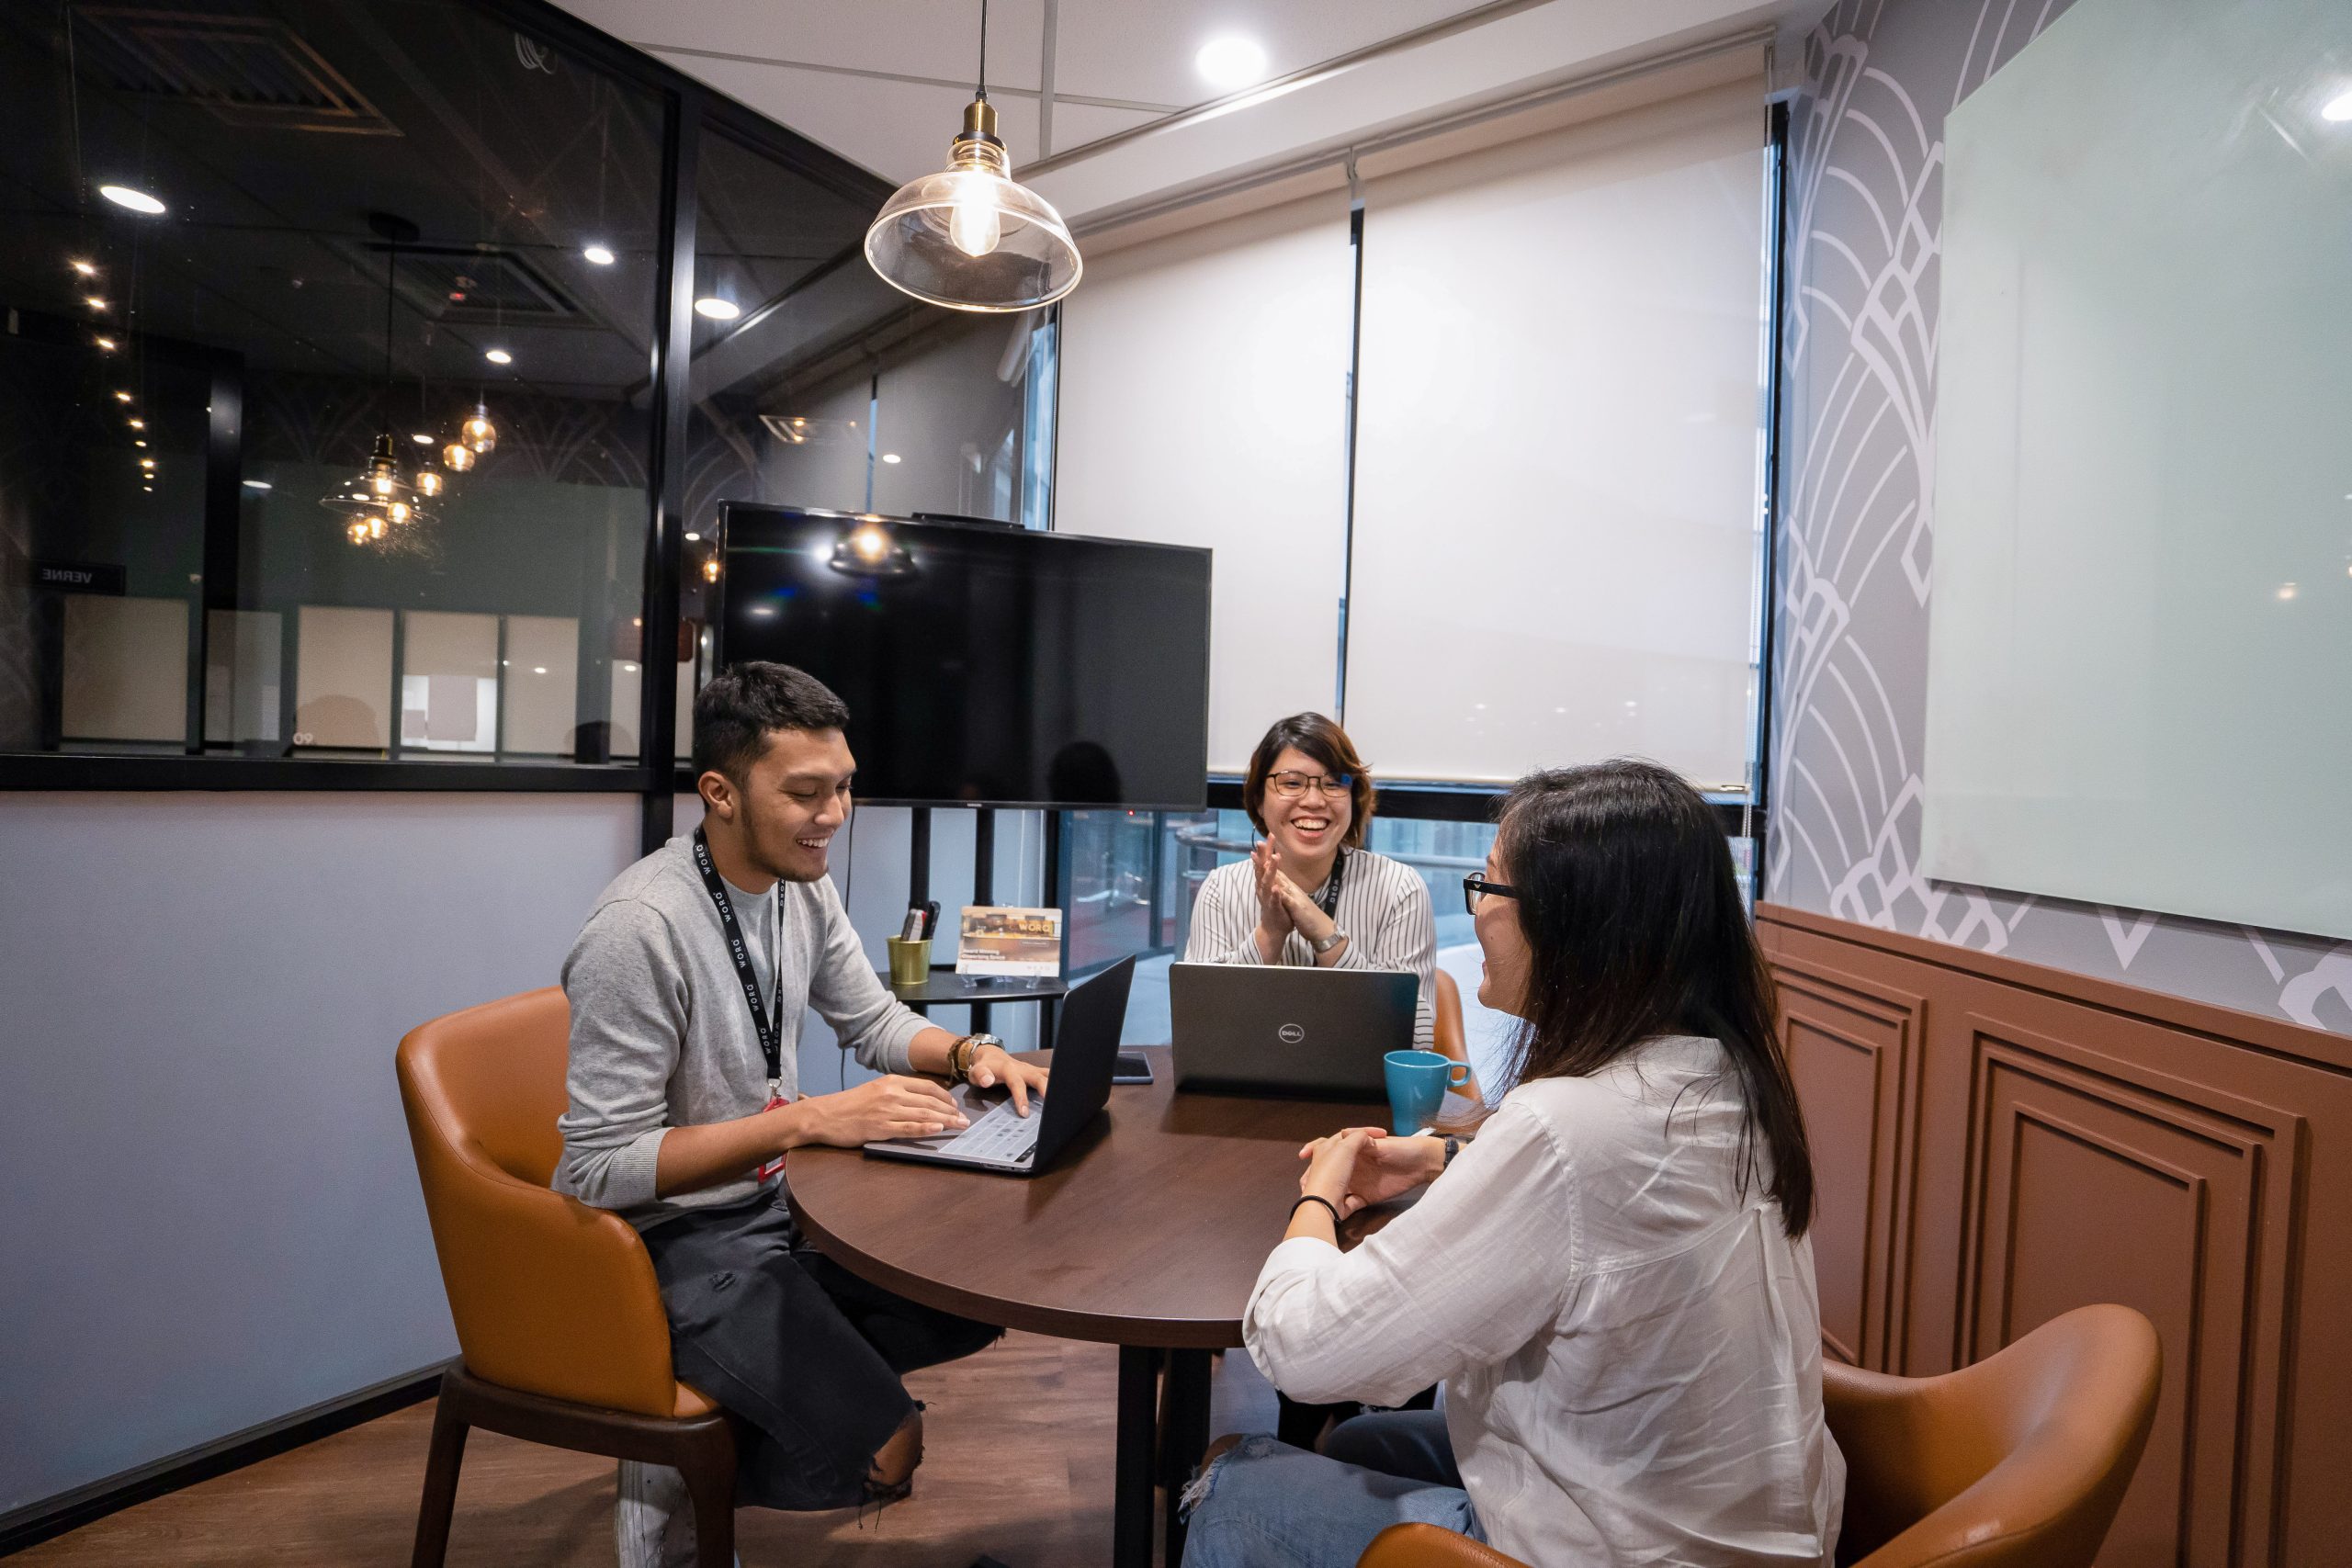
[1267, 770, 1353, 799]
[1463, 874, 1519, 916]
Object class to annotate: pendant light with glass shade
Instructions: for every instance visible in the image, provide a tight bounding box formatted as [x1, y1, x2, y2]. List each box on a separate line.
[864, 0, 1080, 312]
[322, 214, 435, 548]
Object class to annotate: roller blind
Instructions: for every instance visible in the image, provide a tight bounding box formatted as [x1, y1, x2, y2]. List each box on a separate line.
[1056, 191, 1354, 773]
[1343, 79, 1770, 791]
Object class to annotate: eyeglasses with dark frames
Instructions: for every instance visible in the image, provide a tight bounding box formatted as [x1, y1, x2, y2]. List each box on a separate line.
[1463, 874, 1519, 916]
[1267, 770, 1353, 799]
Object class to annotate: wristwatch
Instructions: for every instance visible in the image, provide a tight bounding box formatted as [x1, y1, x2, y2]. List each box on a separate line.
[952, 1032, 1003, 1085]
[1311, 928, 1347, 955]
[1441, 1134, 1461, 1168]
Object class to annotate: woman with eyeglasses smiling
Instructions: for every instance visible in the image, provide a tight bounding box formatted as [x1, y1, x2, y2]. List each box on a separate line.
[1182, 712, 1440, 1051]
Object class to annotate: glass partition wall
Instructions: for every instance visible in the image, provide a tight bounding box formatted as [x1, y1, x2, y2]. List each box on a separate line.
[0, 0, 904, 795]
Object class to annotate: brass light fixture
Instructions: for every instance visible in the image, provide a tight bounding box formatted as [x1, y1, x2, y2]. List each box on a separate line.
[864, 0, 1080, 312]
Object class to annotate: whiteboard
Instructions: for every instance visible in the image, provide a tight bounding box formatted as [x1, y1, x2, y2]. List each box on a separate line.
[1924, 0, 2352, 940]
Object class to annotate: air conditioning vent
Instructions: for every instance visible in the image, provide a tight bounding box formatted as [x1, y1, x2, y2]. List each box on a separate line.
[74, 7, 398, 136]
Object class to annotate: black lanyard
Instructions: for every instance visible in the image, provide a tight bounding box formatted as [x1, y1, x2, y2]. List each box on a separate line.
[1313, 849, 1348, 919]
[690, 828, 784, 1092]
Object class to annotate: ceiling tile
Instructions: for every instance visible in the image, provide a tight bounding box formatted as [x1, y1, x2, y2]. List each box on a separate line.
[1044, 100, 1168, 161]
[548, 0, 1048, 91]
[1048, 0, 1485, 109]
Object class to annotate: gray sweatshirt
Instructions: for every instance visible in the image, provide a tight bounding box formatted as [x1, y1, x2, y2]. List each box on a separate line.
[553, 832, 929, 1226]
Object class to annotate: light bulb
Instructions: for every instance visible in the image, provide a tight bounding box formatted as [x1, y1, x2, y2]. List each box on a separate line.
[417, 470, 443, 498]
[948, 175, 1002, 258]
[851, 525, 889, 562]
[443, 442, 475, 473]
[389, 500, 411, 524]
[368, 515, 386, 539]
[99, 184, 165, 215]
[349, 520, 368, 543]
[702, 556, 721, 582]
[372, 472, 395, 496]
[462, 412, 496, 454]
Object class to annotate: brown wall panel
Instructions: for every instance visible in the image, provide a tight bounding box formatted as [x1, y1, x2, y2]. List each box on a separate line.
[1758, 905, 2352, 1568]
[1775, 956, 1923, 1371]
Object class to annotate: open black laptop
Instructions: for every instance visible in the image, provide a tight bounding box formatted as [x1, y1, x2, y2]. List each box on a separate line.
[1167, 962, 1414, 1100]
[863, 955, 1135, 1175]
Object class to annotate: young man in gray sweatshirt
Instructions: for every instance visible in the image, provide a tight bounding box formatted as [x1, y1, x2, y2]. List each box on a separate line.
[556, 660, 1047, 1566]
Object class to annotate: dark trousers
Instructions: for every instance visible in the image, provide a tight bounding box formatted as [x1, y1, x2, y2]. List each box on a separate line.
[637, 1191, 1002, 1510]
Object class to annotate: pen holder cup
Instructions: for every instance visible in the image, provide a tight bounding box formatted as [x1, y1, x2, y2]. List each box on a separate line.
[887, 937, 933, 989]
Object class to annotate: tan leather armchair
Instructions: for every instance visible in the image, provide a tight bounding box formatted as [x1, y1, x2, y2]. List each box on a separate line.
[1357, 1302, 2162, 1568]
[397, 987, 736, 1568]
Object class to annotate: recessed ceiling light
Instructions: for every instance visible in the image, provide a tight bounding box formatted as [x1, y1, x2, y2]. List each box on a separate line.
[695, 297, 741, 321]
[134, 440, 146, 448]
[2324, 88, 2352, 122]
[84, 296, 107, 310]
[583, 243, 616, 265]
[113, 390, 131, 402]
[2278, 582, 2299, 600]
[71, 259, 97, 277]
[243, 479, 272, 491]
[127, 418, 144, 430]
[622, 661, 639, 673]
[532, 666, 548, 675]
[484, 348, 513, 364]
[95, 336, 118, 351]
[1195, 36, 1269, 90]
[411, 433, 435, 445]
[140, 457, 155, 468]
[881, 452, 902, 465]
[684, 531, 702, 541]
[99, 184, 166, 215]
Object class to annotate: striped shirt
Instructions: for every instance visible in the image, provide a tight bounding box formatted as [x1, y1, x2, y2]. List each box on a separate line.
[1183, 846, 1437, 1048]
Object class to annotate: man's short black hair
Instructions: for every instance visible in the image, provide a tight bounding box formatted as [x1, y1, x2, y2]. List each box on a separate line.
[691, 661, 851, 784]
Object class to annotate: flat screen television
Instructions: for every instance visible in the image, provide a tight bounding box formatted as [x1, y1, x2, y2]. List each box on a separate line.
[715, 505, 1212, 809]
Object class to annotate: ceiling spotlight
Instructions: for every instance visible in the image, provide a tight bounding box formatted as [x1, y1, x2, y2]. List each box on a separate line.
[1194, 36, 1270, 90]
[532, 666, 548, 675]
[99, 184, 166, 215]
[84, 296, 107, 310]
[243, 479, 272, 491]
[140, 457, 155, 468]
[582, 243, 616, 265]
[134, 440, 147, 448]
[127, 418, 144, 430]
[695, 297, 741, 321]
[2324, 88, 2352, 122]
[95, 337, 118, 351]
[71, 259, 97, 276]
[684, 531, 702, 542]
[484, 347, 513, 365]
[881, 452, 902, 464]
[113, 390, 132, 402]
[411, 433, 434, 445]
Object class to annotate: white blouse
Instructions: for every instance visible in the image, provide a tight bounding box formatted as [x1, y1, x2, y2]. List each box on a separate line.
[1244, 1035, 1845, 1568]
[1183, 847, 1437, 1047]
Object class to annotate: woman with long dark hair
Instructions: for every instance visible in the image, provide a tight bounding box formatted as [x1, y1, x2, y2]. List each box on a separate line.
[1182, 759, 1843, 1568]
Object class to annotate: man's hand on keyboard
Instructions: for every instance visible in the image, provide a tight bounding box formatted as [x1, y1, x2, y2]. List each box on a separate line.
[967, 1043, 1050, 1116]
[798, 1076, 970, 1147]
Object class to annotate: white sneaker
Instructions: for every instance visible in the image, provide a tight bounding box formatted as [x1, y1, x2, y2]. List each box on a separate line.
[616, 1460, 729, 1568]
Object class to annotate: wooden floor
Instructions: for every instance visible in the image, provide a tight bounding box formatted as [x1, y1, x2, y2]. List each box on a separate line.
[20, 1334, 1282, 1567]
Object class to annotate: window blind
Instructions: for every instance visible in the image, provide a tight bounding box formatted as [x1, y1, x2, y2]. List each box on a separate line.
[1055, 191, 1355, 773]
[1343, 79, 1770, 792]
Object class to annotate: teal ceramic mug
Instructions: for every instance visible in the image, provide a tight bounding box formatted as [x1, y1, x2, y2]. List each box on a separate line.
[1384, 1049, 1469, 1134]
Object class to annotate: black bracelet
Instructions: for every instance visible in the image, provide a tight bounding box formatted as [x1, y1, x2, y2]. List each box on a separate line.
[1290, 1194, 1343, 1227]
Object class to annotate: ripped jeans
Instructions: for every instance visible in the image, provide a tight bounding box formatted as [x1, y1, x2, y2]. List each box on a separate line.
[1182, 1410, 1486, 1568]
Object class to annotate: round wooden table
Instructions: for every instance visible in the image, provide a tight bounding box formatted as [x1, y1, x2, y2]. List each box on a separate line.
[787, 1046, 1385, 1568]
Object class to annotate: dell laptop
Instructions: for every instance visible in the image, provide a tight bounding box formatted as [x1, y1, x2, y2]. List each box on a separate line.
[864, 955, 1135, 1175]
[1168, 963, 1416, 1100]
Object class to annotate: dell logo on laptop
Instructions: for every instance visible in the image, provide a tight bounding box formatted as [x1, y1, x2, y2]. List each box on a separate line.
[1277, 1022, 1305, 1044]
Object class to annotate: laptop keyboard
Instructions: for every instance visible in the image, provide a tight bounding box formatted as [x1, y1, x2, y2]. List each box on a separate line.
[939, 1096, 1043, 1164]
